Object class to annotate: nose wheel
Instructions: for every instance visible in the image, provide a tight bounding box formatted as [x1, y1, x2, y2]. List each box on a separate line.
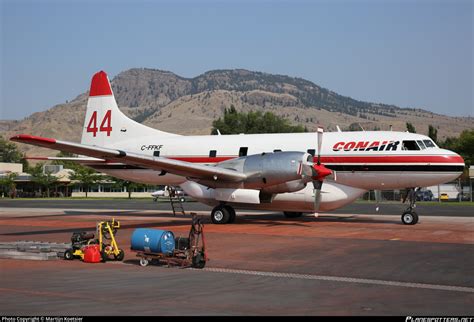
[401, 210, 418, 225]
[401, 187, 420, 225]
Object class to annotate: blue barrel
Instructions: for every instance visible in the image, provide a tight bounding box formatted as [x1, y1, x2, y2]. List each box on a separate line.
[130, 229, 175, 255]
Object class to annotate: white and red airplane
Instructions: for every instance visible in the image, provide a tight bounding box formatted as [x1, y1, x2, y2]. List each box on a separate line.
[11, 71, 465, 225]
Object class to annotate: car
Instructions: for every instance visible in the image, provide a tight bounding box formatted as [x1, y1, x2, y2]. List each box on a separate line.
[151, 186, 186, 202]
[457, 192, 471, 201]
[440, 193, 449, 201]
[416, 190, 433, 201]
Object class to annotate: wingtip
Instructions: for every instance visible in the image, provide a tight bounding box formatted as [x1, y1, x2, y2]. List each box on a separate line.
[10, 134, 56, 144]
[89, 70, 113, 97]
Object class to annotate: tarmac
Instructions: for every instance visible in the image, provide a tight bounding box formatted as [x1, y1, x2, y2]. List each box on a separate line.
[0, 199, 473, 316]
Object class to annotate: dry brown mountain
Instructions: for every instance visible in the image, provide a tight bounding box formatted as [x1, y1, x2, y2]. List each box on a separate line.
[2, 68, 473, 157]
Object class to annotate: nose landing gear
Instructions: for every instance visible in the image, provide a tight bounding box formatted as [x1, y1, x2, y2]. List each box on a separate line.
[401, 188, 420, 225]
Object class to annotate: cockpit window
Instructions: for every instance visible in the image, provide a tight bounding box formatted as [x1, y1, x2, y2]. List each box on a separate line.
[423, 140, 436, 148]
[402, 140, 421, 151]
[416, 140, 426, 149]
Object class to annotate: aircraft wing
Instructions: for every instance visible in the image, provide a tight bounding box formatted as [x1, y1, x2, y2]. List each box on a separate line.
[11, 135, 246, 182]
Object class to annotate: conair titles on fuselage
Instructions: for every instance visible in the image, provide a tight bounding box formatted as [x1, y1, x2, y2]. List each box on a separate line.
[332, 141, 399, 152]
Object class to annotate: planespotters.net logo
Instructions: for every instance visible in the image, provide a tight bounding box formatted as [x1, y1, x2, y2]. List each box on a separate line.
[406, 317, 474, 322]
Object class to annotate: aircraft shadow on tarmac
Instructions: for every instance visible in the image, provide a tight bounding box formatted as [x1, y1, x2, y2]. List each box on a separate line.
[1, 211, 401, 237]
[235, 214, 400, 226]
[8, 210, 172, 220]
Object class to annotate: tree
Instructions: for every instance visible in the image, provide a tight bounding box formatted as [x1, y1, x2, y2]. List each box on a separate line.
[0, 135, 22, 162]
[0, 135, 29, 172]
[0, 172, 18, 198]
[211, 105, 307, 135]
[440, 129, 474, 168]
[428, 125, 438, 144]
[112, 178, 147, 199]
[70, 166, 102, 198]
[29, 163, 58, 198]
[346, 123, 362, 131]
[406, 122, 416, 133]
[52, 151, 80, 170]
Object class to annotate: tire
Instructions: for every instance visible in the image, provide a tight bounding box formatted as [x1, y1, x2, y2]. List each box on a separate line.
[283, 211, 303, 218]
[402, 211, 419, 225]
[224, 205, 236, 223]
[64, 249, 74, 260]
[211, 206, 231, 224]
[114, 249, 125, 261]
[139, 258, 149, 267]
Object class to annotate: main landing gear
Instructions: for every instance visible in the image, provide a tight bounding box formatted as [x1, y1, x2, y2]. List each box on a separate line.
[211, 205, 236, 224]
[401, 188, 419, 225]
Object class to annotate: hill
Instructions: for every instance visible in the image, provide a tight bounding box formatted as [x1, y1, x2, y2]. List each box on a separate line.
[2, 68, 473, 156]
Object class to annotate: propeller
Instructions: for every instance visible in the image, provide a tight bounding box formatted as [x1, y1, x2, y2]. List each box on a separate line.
[311, 127, 332, 216]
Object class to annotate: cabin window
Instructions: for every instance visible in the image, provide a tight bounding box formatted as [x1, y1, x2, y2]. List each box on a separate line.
[402, 140, 421, 151]
[423, 140, 436, 148]
[239, 147, 248, 157]
[209, 150, 217, 158]
[273, 149, 282, 153]
[153, 151, 160, 157]
[416, 140, 426, 149]
[307, 149, 316, 156]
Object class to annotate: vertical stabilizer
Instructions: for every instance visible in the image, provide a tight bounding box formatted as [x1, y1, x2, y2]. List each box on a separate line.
[81, 71, 177, 147]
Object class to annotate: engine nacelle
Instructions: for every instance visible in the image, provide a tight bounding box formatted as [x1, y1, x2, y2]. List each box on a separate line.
[261, 179, 307, 194]
[215, 151, 313, 192]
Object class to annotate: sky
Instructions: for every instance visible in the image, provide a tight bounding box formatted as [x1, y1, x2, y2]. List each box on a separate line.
[0, 0, 472, 120]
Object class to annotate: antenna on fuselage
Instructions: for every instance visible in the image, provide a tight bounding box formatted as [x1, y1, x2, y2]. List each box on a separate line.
[336, 125, 342, 132]
[358, 123, 365, 131]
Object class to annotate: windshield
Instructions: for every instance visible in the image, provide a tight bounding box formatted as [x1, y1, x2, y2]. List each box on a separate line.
[423, 140, 436, 148]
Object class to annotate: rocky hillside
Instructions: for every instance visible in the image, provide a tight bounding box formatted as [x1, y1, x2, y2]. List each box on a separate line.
[2, 68, 473, 156]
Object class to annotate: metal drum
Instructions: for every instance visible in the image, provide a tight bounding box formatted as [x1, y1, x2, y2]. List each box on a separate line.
[130, 229, 175, 255]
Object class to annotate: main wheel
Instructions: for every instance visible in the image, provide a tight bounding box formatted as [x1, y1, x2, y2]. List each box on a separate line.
[283, 211, 303, 218]
[224, 205, 236, 223]
[402, 211, 419, 225]
[211, 206, 231, 224]
[114, 249, 125, 261]
[64, 249, 74, 260]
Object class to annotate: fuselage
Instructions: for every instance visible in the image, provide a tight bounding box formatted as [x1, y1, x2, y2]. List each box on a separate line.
[92, 131, 463, 188]
[86, 130, 464, 212]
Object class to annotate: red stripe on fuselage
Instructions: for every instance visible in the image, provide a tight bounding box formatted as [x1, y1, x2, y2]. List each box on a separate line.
[166, 155, 463, 164]
[320, 155, 464, 164]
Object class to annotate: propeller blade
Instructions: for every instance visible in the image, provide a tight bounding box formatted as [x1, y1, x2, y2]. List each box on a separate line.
[312, 180, 323, 216]
[317, 127, 324, 165]
[374, 189, 382, 212]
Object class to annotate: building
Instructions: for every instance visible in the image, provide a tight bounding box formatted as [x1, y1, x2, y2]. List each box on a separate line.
[0, 162, 159, 198]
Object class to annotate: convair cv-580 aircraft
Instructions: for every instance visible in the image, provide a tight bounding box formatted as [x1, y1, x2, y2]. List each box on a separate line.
[11, 71, 465, 225]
